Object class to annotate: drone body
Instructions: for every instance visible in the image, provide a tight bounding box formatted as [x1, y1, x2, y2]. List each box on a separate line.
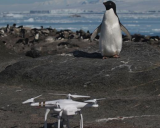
[22, 94, 104, 128]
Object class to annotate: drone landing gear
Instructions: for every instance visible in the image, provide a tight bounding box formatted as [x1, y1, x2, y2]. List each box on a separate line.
[62, 118, 70, 128]
[44, 108, 50, 128]
[44, 110, 84, 128]
[79, 111, 83, 128]
[58, 111, 83, 128]
[58, 111, 63, 128]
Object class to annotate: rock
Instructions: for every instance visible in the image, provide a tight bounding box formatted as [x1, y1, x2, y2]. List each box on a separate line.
[25, 49, 40, 58]
[57, 42, 79, 50]
[16, 38, 29, 45]
[41, 29, 50, 35]
[150, 36, 160, 41]
[63, 31, 70, 39]
[132, 34, 145, 42]
[1, 41, 160, 96]
[45, 36, 55, 43]
[70, 14, 81, 17]
[1, 27, 160, 128]
[123, 35, 131, 42]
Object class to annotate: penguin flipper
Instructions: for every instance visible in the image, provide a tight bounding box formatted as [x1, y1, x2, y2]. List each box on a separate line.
[120, 23, 131, 41]
[90, 24, 101, 42]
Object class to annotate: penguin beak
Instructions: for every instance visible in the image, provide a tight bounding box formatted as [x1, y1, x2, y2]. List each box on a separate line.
[103, 2, 105, 5]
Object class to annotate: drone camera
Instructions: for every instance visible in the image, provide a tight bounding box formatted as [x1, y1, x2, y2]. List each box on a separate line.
[63, 105, 78, 116]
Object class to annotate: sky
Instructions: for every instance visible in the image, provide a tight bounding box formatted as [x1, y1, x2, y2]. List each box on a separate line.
[0, 0, 45, 5]
[0, 0, 159, 12]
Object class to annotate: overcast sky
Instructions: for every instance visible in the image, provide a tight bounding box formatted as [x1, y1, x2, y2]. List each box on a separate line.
[0, 0, 45, 5]
[0, 0, 159, 12]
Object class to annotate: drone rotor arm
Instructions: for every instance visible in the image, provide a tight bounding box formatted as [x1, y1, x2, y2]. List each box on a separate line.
[70, 95, 90, 98]
[22, 95, 42, 104]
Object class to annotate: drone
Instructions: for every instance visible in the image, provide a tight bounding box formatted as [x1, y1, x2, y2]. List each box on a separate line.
[22, 93, 105, 128]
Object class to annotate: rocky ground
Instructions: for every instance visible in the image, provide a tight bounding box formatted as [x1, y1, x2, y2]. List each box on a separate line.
[0, 25, 160, 128]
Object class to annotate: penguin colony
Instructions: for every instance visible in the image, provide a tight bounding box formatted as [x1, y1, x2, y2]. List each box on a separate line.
[0, 1, 160, 58]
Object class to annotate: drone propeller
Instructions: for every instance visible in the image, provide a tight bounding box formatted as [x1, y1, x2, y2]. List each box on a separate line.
[70, 94, 90, 98]
[51, 93, 90, 99]
[84, 98, 106, 103]
[22, 95, 42, 104]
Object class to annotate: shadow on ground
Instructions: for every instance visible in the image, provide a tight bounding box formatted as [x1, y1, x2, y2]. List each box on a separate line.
[73, 50, 102, 59]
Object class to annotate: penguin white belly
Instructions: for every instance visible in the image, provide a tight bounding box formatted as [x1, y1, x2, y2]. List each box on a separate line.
[35, 34, 39, 40]
[100, 9, 122, 57]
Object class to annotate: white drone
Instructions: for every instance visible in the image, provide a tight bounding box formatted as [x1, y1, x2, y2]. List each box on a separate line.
[22, 93, 105, 128]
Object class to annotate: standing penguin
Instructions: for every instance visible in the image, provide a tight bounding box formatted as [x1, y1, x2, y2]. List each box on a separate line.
[5, 24, 10, 33]
[34, 31, 40, 43]
[91, 1, 131, 59]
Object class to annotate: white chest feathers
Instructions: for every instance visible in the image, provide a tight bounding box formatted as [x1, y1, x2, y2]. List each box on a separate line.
[35, 33, 39, 40]
[100, 9, 122, 57]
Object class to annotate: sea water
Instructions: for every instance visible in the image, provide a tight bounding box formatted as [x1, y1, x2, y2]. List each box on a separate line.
[0, 12, 160, 36]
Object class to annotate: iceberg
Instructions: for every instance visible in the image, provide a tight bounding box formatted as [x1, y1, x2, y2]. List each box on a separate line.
[3, 13, 23, 18]
[24, 18, 34, 22]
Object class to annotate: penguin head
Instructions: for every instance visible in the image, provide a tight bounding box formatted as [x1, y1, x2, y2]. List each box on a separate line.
[103, 1, 116, 12]
[13, 23, 16, 27]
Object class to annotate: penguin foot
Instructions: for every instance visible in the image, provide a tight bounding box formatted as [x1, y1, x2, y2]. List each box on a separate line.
[113, 55, 120, 58]
[103, 56, 108, 59]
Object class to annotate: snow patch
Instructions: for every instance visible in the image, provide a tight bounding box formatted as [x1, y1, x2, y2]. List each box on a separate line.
[96, 115, 160, 122]
[24, 18, 34, 22]
[152, 29, 160, 32]
[4, 13, 23, 18]
[111, 61, 132, 72]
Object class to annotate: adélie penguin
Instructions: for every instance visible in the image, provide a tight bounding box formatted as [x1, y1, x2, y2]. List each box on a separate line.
[91, 1, 131, 59]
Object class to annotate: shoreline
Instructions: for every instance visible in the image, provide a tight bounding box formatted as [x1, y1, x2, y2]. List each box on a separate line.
[0, 25, 160, 37]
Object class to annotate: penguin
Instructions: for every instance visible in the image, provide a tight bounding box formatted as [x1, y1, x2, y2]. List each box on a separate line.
[13, 23, 16, 27]
[20, 28, 26, 38]
[0, 29, 5, 37]
[91, 1, 131, 59]
[34, 31, 40, 43]
[5, 24, 10, 33]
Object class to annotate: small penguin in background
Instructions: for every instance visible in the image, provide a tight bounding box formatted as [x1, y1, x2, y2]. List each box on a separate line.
[10, 23, 16, 30]
[21, 29, 26, 38]
[5, 24, 10, 33]
[0, 29, 5, 37]
[91, 1, 131, 59]
[13, 23, 16, 27]
[34, 31, 39, 43]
